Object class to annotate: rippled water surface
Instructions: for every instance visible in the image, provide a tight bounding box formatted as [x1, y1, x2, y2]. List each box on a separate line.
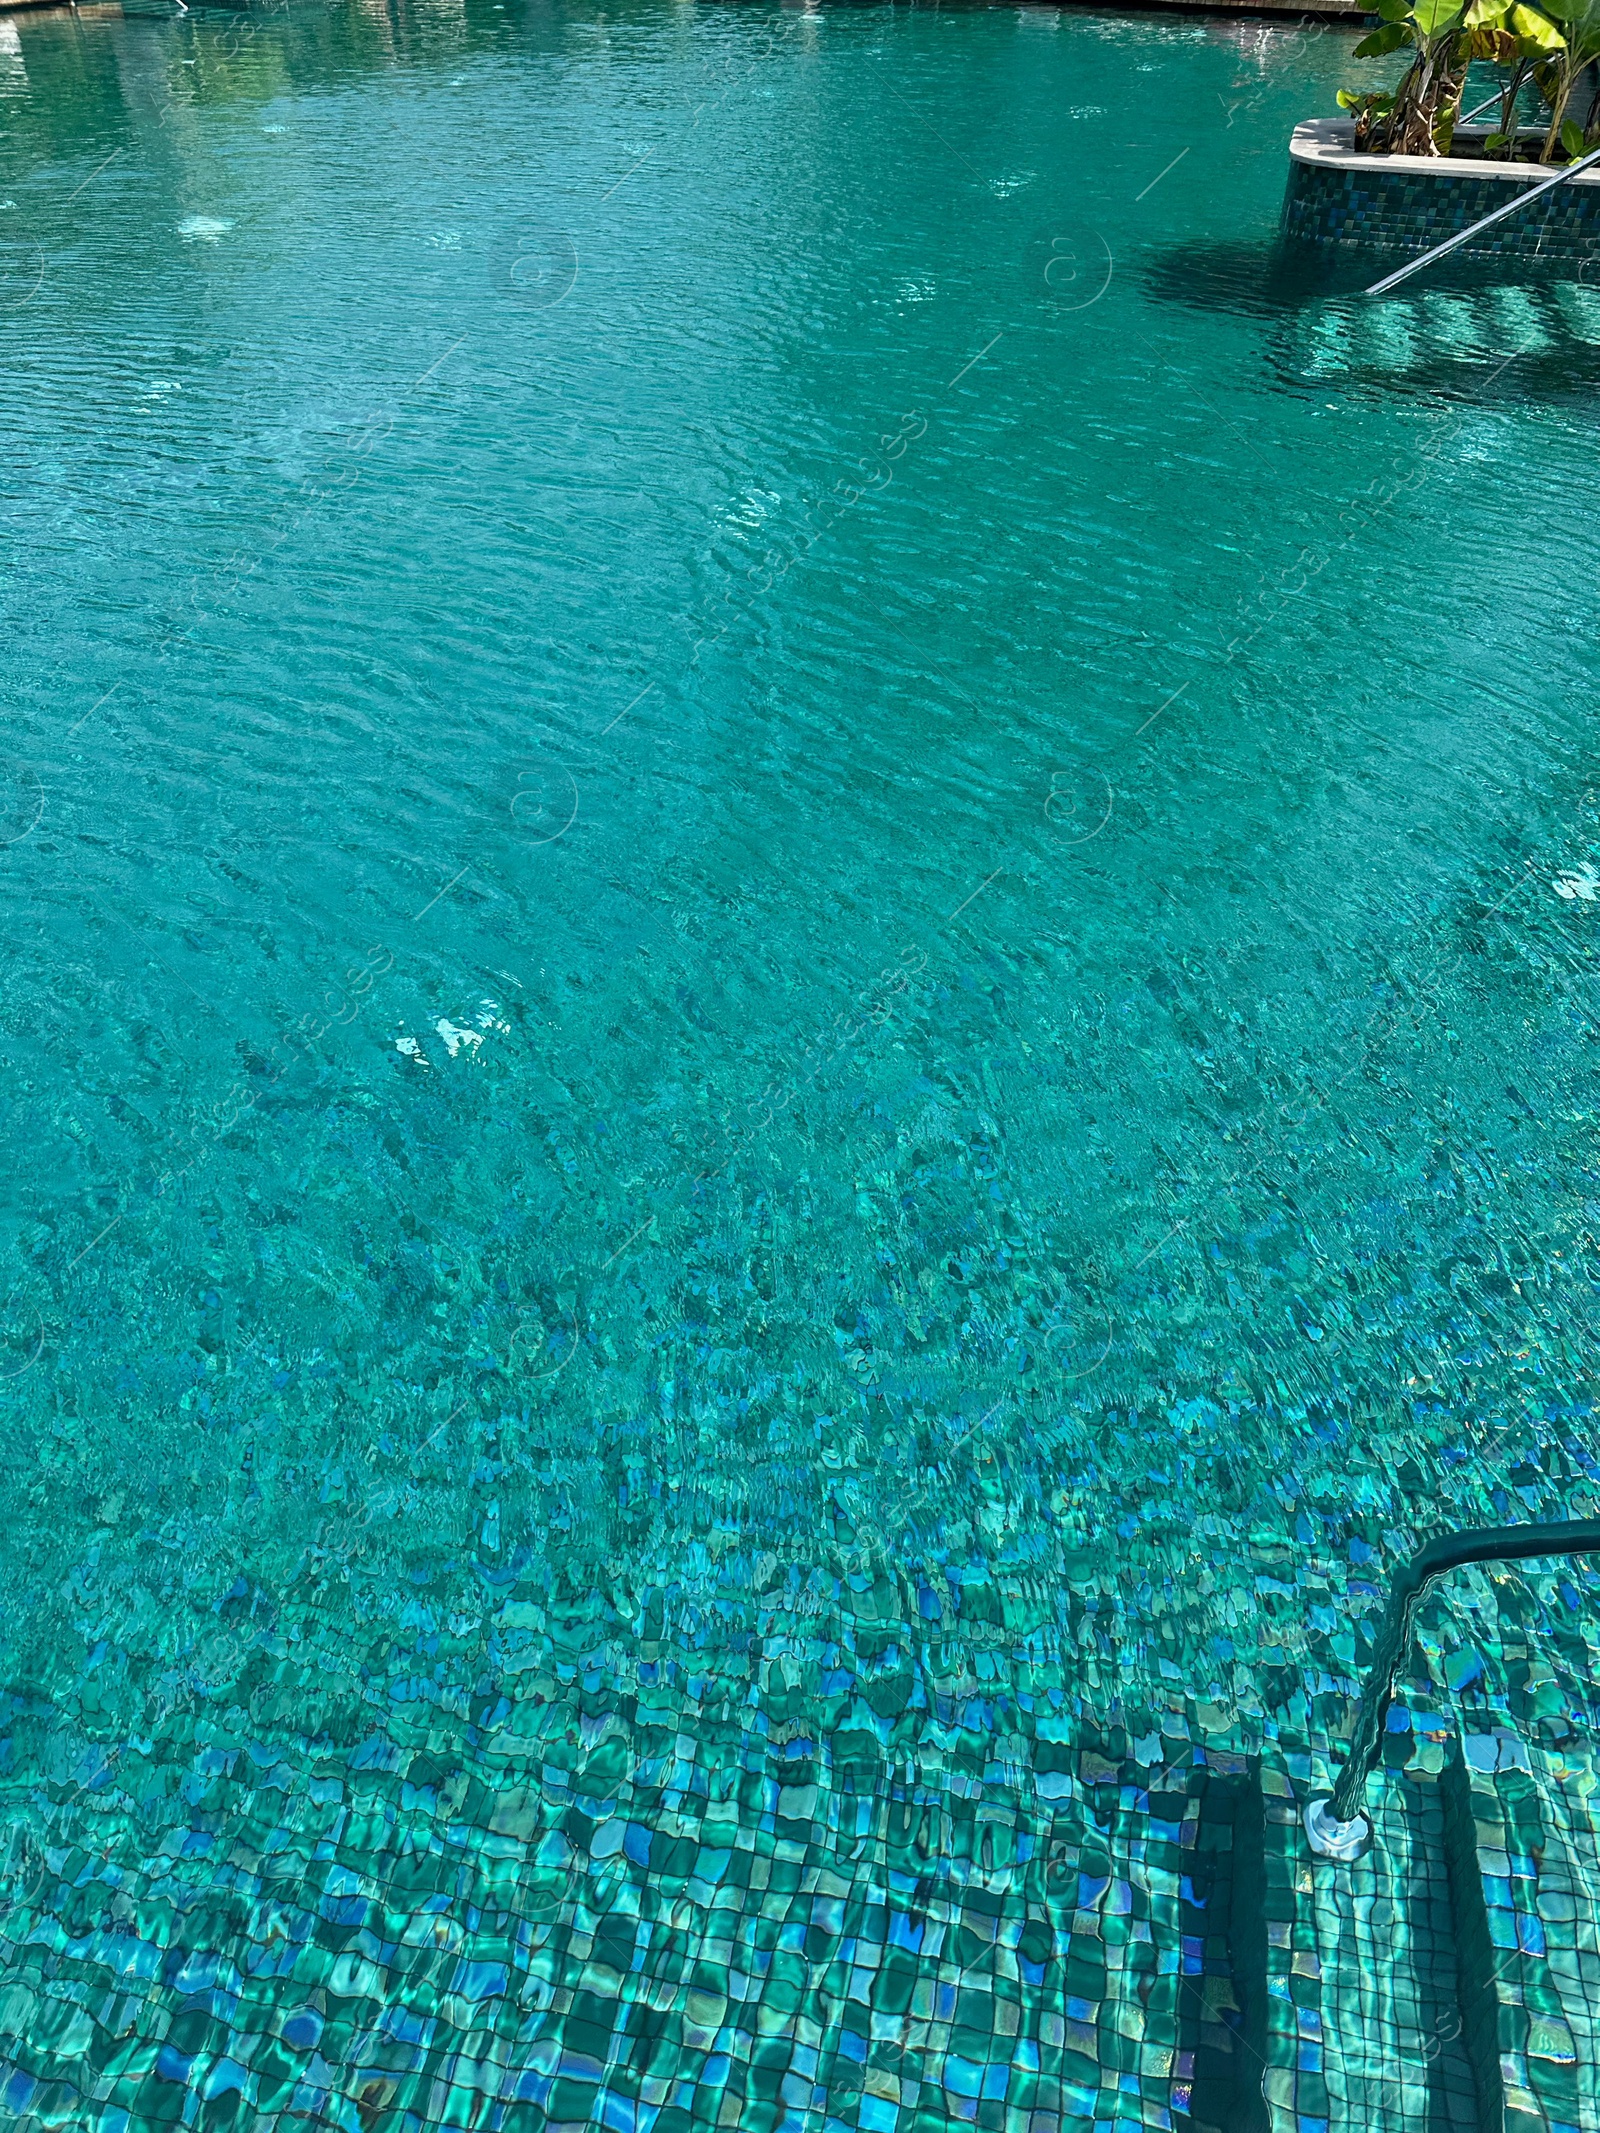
[5, 1, 1600, 2127]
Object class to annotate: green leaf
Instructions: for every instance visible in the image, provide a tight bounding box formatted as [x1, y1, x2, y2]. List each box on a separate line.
[1510, 2, 1567, 43]
[1538, 0, 1599, 33]
[1354, 20, 1411, 52]
[1563, 117, 1587, 153]
[1463, 0, 1508, 24]
[1484, 128, 1511, 148]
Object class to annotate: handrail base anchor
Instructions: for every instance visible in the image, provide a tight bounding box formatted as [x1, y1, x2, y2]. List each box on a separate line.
[1305, 1797, 1373, 1862]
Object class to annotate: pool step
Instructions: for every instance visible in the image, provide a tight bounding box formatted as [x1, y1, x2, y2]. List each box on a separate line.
[1443, 1727, 1600, 2133]
[0, 1709, 1586, 2133]
[1224, 1752, 1488, 2132]
[1169, 1758, 1264, 2131]
[1059, 1741, 1198, 2130]
[1125, 1720, 1600, 2133]
[1288, 278, 1600, 384]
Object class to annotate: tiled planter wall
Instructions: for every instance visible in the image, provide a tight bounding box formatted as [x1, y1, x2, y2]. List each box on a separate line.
[1283, 120, 1600, 262]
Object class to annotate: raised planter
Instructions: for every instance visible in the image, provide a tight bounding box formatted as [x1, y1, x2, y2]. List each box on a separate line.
[1283, 117, 1600, 262]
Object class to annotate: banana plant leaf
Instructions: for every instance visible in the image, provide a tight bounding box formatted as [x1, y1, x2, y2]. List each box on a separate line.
[1463, 0, 1567, 37]
[1540, 0, 1600, 40]
[1372, 0, 1468, 27]
[1511, 0, 1567, 39]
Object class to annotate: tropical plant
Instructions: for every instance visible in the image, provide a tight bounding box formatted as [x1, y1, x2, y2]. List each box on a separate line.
[1338, 0, 1473, 156]
[1337, 0, 1575, 159]
[1531, 0, 1600, 158]
[1463, 0, 1570, 157]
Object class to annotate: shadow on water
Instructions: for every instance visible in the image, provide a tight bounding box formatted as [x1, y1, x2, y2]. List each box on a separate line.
[1142, 237, 1375, 316]
[1143, 235, 1600, 404]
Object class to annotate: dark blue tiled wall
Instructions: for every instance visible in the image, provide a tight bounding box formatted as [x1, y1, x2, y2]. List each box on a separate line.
[1283, 155, 1600, 260]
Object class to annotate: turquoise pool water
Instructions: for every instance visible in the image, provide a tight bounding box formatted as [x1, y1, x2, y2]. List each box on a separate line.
[5, 1, 1600, 2127]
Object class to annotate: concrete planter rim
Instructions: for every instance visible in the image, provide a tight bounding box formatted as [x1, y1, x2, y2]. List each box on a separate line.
[1291, 116, 1600, 187]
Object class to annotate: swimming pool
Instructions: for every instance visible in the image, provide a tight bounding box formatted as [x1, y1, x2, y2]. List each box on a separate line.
[3, 1, 1600, 2126]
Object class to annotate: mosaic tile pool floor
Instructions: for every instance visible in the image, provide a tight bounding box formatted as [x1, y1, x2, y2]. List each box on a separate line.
[4, 2, 1600, 2128]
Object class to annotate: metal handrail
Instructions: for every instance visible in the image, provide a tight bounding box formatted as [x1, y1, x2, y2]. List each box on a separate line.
[1306, 1519, 1600, 1859]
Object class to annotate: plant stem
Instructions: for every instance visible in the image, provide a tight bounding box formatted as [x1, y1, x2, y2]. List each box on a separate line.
[1499, 62, 1529, 160]
[1543, 59, 1576, 161]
